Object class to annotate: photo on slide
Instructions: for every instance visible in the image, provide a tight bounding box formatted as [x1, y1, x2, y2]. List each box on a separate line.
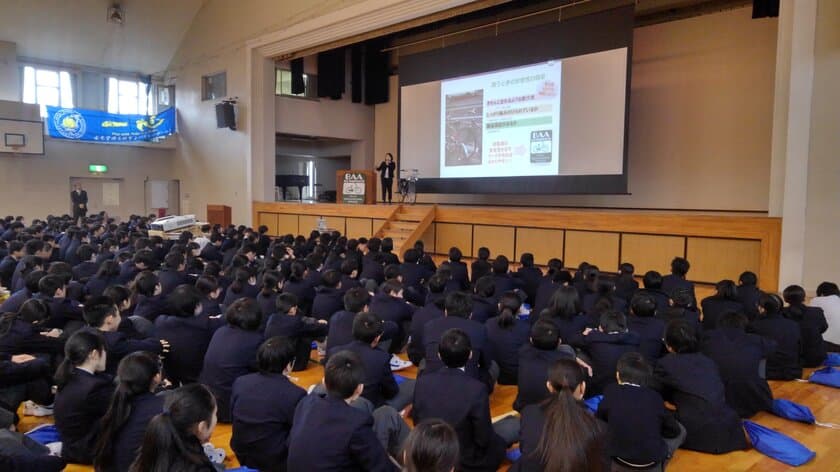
[444, 90, 483, 167]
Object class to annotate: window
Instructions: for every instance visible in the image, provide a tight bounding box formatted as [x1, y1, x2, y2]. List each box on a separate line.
[202, 72, 226, 101]
[22, 66, 74, 117]
[276, 69, 318, 99]
[107, 78, 152, 115]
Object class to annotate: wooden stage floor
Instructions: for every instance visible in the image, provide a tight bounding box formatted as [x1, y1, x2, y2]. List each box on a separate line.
[19, 349, 840, 472]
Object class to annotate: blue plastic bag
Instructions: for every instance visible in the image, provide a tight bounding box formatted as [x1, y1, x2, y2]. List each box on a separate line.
[824, 352, 840, 367]
[771, 399, 816, 424]
[583, 395, 603, 414]
[506, 447, 522, 462]
[394, 374, 407, 385]
[24, 424, 60, 445]
[743, 420, 816, 467]
[809, 366, 840, 388]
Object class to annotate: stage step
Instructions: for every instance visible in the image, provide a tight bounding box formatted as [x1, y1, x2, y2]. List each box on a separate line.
[373, 205, 436, 257]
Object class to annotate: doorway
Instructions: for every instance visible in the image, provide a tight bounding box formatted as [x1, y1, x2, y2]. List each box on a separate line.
[68, 177, 125, 218]
[144, 179, 181, 216]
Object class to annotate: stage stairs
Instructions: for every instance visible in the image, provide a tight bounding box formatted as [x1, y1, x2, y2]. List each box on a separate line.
[374, 205, 436, 257]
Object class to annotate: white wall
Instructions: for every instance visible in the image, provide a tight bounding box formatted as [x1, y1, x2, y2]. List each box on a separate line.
[379, 7, 778, 211]
[0, 42, 19, 102]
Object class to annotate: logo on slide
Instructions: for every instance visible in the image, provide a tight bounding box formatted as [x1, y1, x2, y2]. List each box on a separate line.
[530, 130, 552, 163]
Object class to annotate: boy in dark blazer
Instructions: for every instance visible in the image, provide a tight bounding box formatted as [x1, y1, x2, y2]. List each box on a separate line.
[446, 247, 470, 290]
[514, 319, 577, 412]
[287, 351, 398, 471]
[369, 279, 415, 352]
[265, 293, 328, 372]
[470, 275, 498, 324]
[412, 328, 512, 472]
[231, 337, 307, 472]
[311, 269, 345, 320]
[737, 271, 762, 320]
[627, 293, 666, 364]
[327, 312, 414, 411]
[407, 273, 447, 365]
[156, 252, 189, 297]
[581, 311, 640, 397]
[661, 257, 695, 303]
[597, 352, 685, 468]
[749, 293, 802, 380]
[638, 271, 671, 315]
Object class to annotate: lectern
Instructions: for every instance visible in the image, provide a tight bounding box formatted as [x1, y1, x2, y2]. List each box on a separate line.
[336, 170, 377, 204]
[206, 204, 231, 227]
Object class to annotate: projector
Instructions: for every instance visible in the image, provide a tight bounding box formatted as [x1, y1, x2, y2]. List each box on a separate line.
[150, 215, 197, 232]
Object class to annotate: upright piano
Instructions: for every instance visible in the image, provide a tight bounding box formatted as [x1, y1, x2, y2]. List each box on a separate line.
[275, 175, 309, 201]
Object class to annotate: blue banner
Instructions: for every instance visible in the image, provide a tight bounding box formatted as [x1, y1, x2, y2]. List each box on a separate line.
[46, 106, 176, 143]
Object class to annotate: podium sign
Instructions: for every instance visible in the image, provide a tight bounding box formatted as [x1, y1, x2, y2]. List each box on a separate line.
[342, 172, 366, 204]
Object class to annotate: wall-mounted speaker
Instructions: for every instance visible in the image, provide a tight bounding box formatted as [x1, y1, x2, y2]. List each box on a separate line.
[215, 102, 236, 130]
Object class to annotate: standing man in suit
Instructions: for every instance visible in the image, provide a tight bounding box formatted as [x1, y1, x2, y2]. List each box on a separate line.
[376, 153, 396, 204]
[71, 184, 88, 221]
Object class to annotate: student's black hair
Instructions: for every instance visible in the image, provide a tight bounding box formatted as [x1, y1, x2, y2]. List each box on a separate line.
[104, 285, 131, 309]
[496, 291, 522, 329]
[739, 271, 758, 286]
[47, 261, 74, 285]
[225, 298, 263, 331]
[448, 247, 462, 262]
[427, 273, 448, 296]
[23, 269, 45, 293]
[403, 248, 420, 264]
[782, 284, 808, 320]
[230, 267, 255, 295]
[164, 252, 184, 270]
[288, 261, 306, 283]
[55, 329, 106, 389]
[195, 275, 219, 296]
[444, 291, 472, 319]
[758, 292, 782, 315]
[670, 257, 690, 277]
[84, 295, 119, 328]
[340, 258, 358, 277]
[715, 280, 738, 300]
[38, 274, 65, 297]
[616, 351, 652, 387]
[438, 328, 471, 368]
[76, 244, 95, 263]
[239, 242, 258, 256]
[383, 264, 401, 280]
[256, 336, 296, 374]
[260, 271, 281, 296]
[129, 384, 216, 472]
[642, 270, 663, 290]
[477, 247, 490, 260]
[352, 311, 385, 344]
[95, 259, 120, 279]
[324, 350, 365, 399]
[533, 359, 601, 471]
[618, 262, 634, 276]
[132, 249, 156, 269]
[94, 351, 161, 470]
[382, 279, 403, 296]
[630, 293, 657, 318]
[664, 319, 699, 353]
[168, 284, 203, 317]
[520, 253, 535, 268]
[403, 419, 460, 472]
[717, 311, 749, 330]
[321, 269, 342, 289]
[474, 275, 496, 298]
[816, 282, 840, 297]
[0, 299, 50, 336]
[381, 237, 394, 253]
[492, 255, 510, 274]
[599, 311, 627, 333]
[367, 237, 381, 252]
[24, 239, 44, 255]
[275, 292, 298, 315]
[530, 319, 561, 350]
[343, 287, 370, 313]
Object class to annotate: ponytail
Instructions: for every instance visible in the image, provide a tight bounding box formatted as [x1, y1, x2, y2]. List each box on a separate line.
[533, 359, 603, 472]
[94, 352, 161, 470]
[129, 384, 216, 472]
[55, 329, 105, 389]
[782, 285, 807, 321]
[0, 298, 51, 336]
[497, 292, 522, 329]
[230, 268, 250, 294]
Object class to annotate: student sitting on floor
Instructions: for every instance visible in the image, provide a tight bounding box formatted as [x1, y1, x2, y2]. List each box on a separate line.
[0, 269, 43, 314]
[222, 267, 259, 308]
[327, 311, 415, 411]
[369, 279, 415, 353]
[581, 311, 640, 397]
[737, 271, 762, 321]
[0, 405, 66, 471]
[627, 293, 666, 364]
[53, 329, 115, 464]
[36, 274, 84, 331]
[83, 296, 167, 375]
[155, 284, 225, 385]
[537, 285, 588, 346]
[255, 271, 283, 322]
[749, 292, 803, 380]
[288, 350, 400, 472]
[265, 293, 328, 372]
[597, 352, 686, 470]
[486, 291, 531, 385]
[470, 247, 492, 286]
[157, 252, 190, 298]
[231, 337, 306, 472]
[129, 384, 221, 472]
[195, 275, 223, 317]
[490, 255, 524, 302]
[340, 259, 363, 294]
[782, 284, 828, 367]
[402, 419, 460, 472]
[407, 273, 448, 366]
[93, 352, 165, 472]
[655, 319, 748, 454]
[515, 358, 607, 472]
[0, 298, 63, 358]
[613, 262, 639, 304]
[312, 269, 345, 321]
[811, 281, 840, 352]
[413, 328, 517, 472]
[131, 271, 169, 322]
[470, 275, 499, 324]
[446, 247, 469, 291]
[328, 287, 371, 350]
[200, 298, 264, 423]
[658, 289, 702, 332]
[662, 257, 696, 304]
[700, 280, 745, 331]
[701, 311, 776, 418]
[638, 270, 671, 315]
[514, 319, 578, 412]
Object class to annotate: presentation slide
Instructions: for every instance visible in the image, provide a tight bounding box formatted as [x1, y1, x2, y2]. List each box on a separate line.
[440, 61, 562, 178]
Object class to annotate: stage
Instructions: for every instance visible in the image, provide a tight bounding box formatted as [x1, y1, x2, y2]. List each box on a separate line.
[252, 201, 781, 290]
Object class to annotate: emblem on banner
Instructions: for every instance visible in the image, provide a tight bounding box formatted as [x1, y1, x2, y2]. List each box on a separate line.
[52, 109, 87, 139]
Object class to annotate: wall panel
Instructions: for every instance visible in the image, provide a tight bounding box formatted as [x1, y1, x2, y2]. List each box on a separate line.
[516, 228, 564, 265]
[346, 218, 373, 239]
[565, 231, 620, 271]
[436, 223, 472, 258]
[257, 212, 278, 236]
[276, 214, 299, 235]
[473, 225, 515, 259]
[687, 237, 762, 283]
[621, 234, 685, 275]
